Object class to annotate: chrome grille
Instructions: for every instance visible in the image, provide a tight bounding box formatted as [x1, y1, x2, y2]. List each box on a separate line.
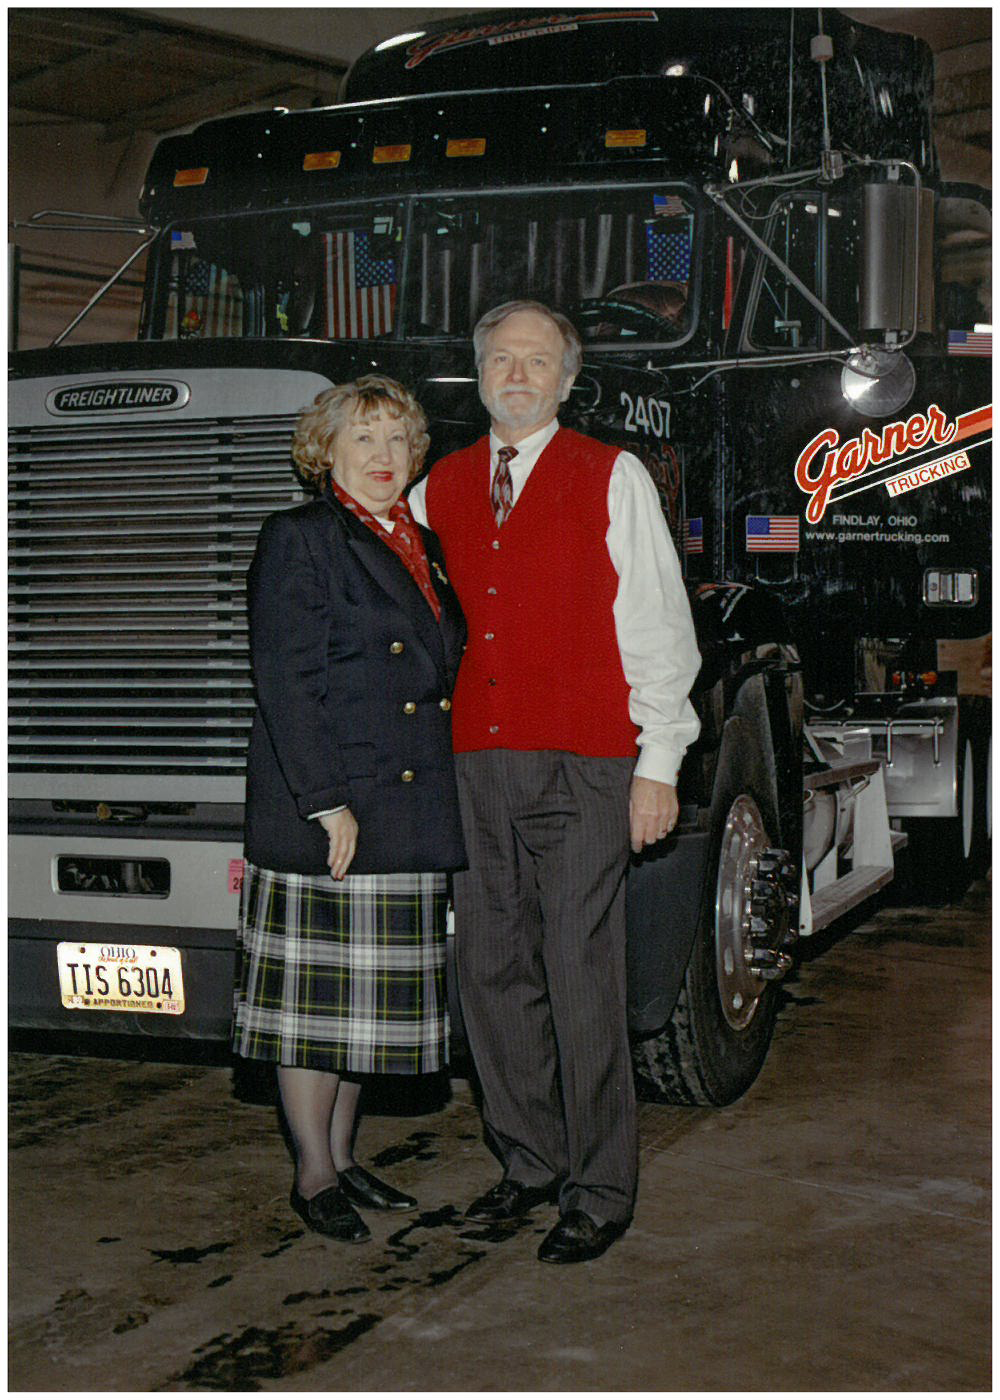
[9, 413, 308, 773]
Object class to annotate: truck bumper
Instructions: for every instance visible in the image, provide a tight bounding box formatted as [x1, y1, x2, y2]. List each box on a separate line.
[9, 917, 238, 1041]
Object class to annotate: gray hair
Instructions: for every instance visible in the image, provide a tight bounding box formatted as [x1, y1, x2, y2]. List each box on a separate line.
[472, 300, 583, 382]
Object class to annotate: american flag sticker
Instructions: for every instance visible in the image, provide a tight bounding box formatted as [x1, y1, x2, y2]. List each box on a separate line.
[323, 230, 397, 338]
[653, 193, 688, 217]
[682, 517, 704, 554]
[646, 224, 691, 281]
[746, 515, 800, 552]
[166, 257, 244, 339]
[947, 329, 991, 357]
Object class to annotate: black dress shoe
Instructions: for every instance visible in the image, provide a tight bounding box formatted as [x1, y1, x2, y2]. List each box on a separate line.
[338, 1165, 418, 1212]
[289, 1185, 371, 1242]
[537, 1210, 627, 1264]
[465, 1178, 559, 1222]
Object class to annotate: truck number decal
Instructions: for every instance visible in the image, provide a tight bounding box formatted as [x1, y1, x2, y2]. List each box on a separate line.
[621, 391, 671, 440]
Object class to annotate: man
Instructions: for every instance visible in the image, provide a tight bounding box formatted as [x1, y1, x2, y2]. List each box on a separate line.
[409, 300, 700, 1264]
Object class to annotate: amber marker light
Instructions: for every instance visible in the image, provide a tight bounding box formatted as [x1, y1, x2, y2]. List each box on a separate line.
[303, 151, 341, 171]
[605, 130, 646, 148]
[373, 144, 412, 163]
[173, 168, 208, 187]
[446, 138, 486, 157]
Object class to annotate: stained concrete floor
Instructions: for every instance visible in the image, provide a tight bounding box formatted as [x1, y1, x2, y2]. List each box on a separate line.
[9, 883, 991, 1392]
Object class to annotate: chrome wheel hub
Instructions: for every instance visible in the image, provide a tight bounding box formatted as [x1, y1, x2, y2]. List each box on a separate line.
[714, 796, 795, 1031]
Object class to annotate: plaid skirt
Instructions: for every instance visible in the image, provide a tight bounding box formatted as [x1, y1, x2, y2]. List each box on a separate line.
[232, 862, 449, 1074]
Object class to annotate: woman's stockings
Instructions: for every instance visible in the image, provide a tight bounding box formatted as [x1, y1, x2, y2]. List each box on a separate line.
[329, 1078, 361, 1172]
[277, 1065, 361, 1199]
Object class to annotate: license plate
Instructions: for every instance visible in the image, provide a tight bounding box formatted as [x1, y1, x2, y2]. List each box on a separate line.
[56, 942, 185, 1015]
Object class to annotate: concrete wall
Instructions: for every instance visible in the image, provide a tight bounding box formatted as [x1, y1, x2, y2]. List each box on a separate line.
[10, 123, 159, 349]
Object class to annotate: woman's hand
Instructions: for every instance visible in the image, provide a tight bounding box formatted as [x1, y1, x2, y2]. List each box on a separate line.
[318, 809, 359, 880]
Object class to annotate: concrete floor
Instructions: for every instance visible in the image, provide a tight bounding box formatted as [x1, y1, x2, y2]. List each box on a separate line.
[9, 883, 991, 1391]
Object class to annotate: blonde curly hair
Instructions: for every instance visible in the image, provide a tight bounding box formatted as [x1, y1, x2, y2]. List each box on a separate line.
[291, 374, 430, 487]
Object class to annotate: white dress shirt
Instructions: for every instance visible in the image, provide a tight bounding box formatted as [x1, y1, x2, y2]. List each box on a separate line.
[408, 418, 701, 785]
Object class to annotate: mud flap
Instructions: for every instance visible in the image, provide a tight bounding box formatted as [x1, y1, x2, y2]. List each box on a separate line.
[625, 830, 712, 1036]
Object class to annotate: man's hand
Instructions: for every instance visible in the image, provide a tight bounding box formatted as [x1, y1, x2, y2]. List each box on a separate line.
[318, 809, 359, 880]
[629, 776, 679, 854]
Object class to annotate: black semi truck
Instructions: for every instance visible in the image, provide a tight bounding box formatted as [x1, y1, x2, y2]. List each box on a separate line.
[9, 9, 991, 1105]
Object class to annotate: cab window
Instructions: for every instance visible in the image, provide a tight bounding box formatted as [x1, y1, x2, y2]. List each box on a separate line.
[410, 187, 697, 344]
[746, 190, 860, 350]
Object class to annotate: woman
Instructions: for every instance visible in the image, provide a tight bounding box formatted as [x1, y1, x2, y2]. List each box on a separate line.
[233, 375, 466, 1244]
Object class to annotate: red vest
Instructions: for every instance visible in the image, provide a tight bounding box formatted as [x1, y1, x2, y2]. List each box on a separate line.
[425, 427, 639, 757]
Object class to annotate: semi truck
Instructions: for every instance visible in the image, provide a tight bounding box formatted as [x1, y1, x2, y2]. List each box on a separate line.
[9, 8, 991, 1105]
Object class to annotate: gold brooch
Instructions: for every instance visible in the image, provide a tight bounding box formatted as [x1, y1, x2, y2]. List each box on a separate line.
[431, 560, 449, 585]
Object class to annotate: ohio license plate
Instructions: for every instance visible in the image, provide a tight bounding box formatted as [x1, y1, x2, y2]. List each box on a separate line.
[56, 942, 185, 1015]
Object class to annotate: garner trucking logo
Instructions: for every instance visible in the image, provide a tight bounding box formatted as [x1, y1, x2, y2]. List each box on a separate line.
[794, 402, 992, 523]
[403, 11, 658, 68]
[46, 380, 191, 415]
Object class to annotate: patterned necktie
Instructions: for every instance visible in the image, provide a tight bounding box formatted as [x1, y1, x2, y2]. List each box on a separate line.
[491, 444, 518, 527]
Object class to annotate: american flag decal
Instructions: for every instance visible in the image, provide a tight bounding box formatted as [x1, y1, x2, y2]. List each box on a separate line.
[166, 256, 244, 338]
[653, 193, 688, 217]
[682, 517, 704, 554]
[323, 230, 397, 339]
[947, 330, 991, 357]
[746, 515, 800, 552]
[646, 225, 691, 281]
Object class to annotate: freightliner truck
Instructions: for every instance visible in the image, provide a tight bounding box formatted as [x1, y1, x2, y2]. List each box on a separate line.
[9, 9, 991, 1105]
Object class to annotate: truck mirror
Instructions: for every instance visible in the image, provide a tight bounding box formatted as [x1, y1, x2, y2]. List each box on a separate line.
[841, 346, 916, 417]
[860, 184, 934, 338]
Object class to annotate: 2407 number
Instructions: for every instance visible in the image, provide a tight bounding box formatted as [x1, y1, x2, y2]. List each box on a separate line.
[620, 391, 672, 439]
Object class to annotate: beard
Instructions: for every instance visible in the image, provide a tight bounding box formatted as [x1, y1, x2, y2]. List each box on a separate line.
[480, 384, 561, 433]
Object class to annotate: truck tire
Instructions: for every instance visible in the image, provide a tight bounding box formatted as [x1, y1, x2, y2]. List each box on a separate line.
[632, 730, 784, 1106]
[902, 702, 986, 903]
[971, 725, 991, 879]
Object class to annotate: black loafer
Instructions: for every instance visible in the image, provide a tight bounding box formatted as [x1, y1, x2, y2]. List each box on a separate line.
[338, 1165, 418, 1212]
[537, 1210, 627, 1264]
[465, 1178, 559, 1223]
[289, 1185, 371, 1242]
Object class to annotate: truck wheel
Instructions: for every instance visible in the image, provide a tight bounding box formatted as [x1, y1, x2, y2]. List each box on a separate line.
[632, 737, 784, 1106]
[971, 727, 991, 878]
[902, 713, 982, 904]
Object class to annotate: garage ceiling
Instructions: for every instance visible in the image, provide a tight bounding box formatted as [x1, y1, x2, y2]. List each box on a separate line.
[8, 8, 349, 138]
[8, 6, 992, 182]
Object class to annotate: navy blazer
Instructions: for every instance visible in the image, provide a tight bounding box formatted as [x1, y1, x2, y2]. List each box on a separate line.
[243, 486, 468, 876]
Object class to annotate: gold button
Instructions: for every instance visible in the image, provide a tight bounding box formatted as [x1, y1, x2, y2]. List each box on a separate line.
[401, 769, 415, 783]
[403, 702, 416, 715]
[439, 698, 451, 711]
[390, 641, 404, 654]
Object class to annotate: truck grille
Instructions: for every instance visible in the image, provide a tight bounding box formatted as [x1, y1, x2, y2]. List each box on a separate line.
[9, 413, 307, 773]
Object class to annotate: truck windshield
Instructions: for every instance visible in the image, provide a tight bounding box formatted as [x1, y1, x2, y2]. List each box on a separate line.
[147, 185, 695, 345]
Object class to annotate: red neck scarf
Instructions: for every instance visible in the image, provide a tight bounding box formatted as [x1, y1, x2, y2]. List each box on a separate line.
[330, 478, 441, 621]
